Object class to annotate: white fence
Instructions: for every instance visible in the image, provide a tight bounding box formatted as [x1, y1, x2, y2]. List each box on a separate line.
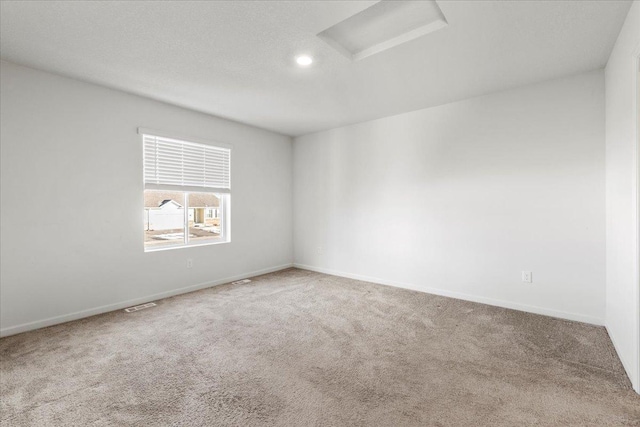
[145, 206, 184, 231]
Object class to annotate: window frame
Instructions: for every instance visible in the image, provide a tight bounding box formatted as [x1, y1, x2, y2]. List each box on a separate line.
[140, 128, 231, 252]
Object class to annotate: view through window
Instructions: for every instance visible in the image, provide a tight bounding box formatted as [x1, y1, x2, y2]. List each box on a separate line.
[144, 191, 224, 249]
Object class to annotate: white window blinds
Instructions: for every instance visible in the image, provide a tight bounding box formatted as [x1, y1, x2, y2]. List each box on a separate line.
[143, 133, 231, 193]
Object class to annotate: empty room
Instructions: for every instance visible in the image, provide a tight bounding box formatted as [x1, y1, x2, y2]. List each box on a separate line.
[1, 0, 639, 425]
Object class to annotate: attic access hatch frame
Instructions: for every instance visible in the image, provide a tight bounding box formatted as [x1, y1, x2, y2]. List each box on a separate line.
[317, 0, 448, 61]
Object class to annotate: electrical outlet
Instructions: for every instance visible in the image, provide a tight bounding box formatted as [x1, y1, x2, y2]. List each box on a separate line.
[186, 259, 193, 268]
[521, 271, 532, 283]
[317, 246, 323, 255]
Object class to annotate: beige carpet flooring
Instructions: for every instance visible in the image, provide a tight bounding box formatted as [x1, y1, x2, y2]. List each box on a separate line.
[1, 268, 639, 426]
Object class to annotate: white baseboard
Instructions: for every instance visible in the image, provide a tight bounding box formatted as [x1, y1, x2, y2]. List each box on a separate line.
[0, 263, 293, 338]
[294, 263, 604, 326]
[606, 325, 639, 394]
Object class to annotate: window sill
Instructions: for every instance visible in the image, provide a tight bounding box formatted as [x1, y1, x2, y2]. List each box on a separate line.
[144, 238, 230, 252]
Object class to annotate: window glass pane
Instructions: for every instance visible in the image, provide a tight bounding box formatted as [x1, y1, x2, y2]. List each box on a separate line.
[188, 193, 222, 243]
[144, 190, 185, 249]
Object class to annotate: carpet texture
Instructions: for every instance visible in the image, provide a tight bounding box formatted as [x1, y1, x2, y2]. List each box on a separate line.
[1, 268, 639, 426]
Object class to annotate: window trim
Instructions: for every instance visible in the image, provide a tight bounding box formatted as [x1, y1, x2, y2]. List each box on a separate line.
[140, 128, 232, 252]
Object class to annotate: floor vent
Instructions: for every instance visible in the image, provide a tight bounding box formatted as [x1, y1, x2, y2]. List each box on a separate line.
[124, 302, 157, 313]
[231, 279, 252, 285]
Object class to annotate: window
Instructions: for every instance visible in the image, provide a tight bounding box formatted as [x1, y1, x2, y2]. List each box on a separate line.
[141, 129, 231, 251]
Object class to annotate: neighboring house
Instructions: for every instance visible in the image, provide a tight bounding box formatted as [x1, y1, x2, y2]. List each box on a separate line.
[187, 193, 221, 227]
[144, 192, 220, 231]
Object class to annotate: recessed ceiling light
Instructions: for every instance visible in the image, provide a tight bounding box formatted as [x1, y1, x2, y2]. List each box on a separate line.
[296, 55, 313, 66]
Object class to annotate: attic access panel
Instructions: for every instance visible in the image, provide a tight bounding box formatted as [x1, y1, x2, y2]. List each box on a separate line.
[318, 0, 448, 61]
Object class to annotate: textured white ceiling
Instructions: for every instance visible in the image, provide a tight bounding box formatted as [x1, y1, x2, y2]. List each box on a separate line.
[0, 0, 633, 137]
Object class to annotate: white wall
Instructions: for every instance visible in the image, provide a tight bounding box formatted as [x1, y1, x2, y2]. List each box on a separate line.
[605, 1, 640, 393]
[294, 70, 606, 325]
[0, 60, 293, 336]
